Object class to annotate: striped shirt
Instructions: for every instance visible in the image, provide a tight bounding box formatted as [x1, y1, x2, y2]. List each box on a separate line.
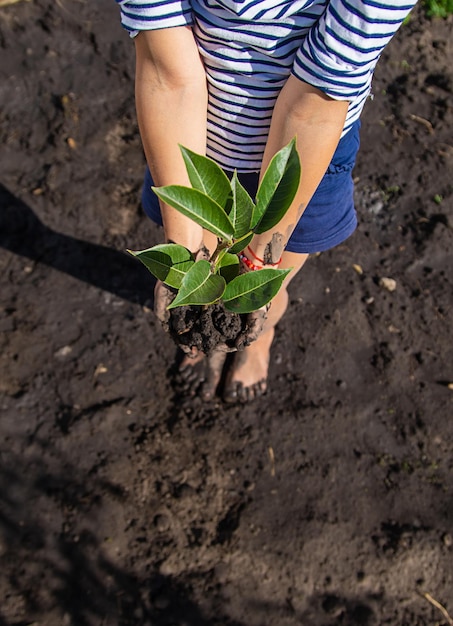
[116, 0, 416, 172]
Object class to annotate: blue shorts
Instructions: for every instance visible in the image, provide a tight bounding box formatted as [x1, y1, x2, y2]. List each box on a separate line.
[141, 120, 360, 254]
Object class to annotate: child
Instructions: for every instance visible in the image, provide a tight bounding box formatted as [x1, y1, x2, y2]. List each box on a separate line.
[115, 0, 417, 402]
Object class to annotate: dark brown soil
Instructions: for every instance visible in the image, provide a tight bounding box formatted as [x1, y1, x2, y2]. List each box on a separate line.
[1, 2, 452, 625]
[169, 303, 245, 354]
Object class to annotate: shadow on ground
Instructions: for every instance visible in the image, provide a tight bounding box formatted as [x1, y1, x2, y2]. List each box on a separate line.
[0, 184, 154, 307]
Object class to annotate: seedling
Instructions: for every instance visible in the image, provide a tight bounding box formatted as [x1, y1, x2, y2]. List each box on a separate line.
[129, 138, 300, 314]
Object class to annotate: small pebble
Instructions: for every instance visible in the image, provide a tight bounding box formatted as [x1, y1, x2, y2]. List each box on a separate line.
[379, 277, 397, 292]
[388, 324, 401, 334]
[159, 559, 177, 576]
[54, 345, 73, 358]
[94, 364, 108, 377]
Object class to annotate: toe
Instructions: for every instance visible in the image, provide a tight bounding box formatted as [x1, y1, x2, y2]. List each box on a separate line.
[200, 381, 215, 401]
[175, 355, 206, 396]
[223, 382, 239, 404]
[176, 349, 227, 401]
[179, 364, 204, 386]
[255, 379, 267, 398]
[223, 379, 267, 404]
[200, 350, 228, 401]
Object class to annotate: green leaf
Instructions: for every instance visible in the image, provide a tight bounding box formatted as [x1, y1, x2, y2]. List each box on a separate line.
[180, 146, 232, 210]
[218, 252, 239, 283]
[230, 172, 254, 238]
[168, 260, 226, 308]
[227, 232, 254, 255]
[252, 138, 301, 233]
[152, 185, 234, 240]
[223, 268, 291, 313]
[129, 243, 194, 289]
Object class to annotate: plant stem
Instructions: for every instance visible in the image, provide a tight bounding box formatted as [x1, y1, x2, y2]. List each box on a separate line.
[210, 240, 229, 269]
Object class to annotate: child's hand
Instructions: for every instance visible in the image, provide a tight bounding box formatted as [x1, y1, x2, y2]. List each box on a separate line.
[235, 306, 268, 351]
[153, 280, 176, 334]
[153, 245, 269, 355]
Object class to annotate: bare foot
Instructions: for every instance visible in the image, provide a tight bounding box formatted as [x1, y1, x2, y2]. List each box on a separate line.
[176, 349, 227, 401]
[176, 351, 206, 397]
[223, 328, 274, 403]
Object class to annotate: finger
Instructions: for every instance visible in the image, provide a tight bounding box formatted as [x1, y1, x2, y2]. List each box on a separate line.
[194, 245, 210, 261]
[235, 307, 268, 350]
[214, 342, 237, 353]
[179, 344, 201, 358]
[154, 282, 174, 330]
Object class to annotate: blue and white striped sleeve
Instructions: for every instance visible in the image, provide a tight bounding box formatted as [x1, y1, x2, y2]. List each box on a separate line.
[292, 0, 417, 100]
[115, 0, 193, 36]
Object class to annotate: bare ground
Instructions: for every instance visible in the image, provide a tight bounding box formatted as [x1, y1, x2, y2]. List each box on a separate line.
[0, 2, 452, 624]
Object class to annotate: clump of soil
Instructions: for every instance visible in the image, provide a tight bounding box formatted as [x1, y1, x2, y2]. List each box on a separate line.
[169, 302, 246, 354]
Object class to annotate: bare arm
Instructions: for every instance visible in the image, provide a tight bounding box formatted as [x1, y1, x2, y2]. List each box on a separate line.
[251, 75, 350, 264]
[134, 26, 208, 253]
